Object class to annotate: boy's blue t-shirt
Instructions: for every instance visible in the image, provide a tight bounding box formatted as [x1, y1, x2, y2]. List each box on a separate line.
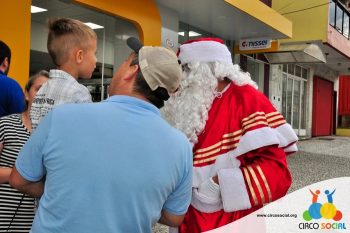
[16, 95, 193, 233]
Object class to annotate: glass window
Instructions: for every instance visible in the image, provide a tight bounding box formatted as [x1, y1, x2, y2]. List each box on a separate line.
[329, 1, 336, 26]
[282, 64, 287, 73]
[336, 5, 344, 33]
[282, 74, 287, 119]
[302, 68, 308, 79]
[295, 65, 302, 77]
[178, 22, 189, 44]
[247, 59, 260, 84]
[300, 81, 307, 129]
[288, 64, 295, 75]
[293, 80, 301, 129]
[286, 78, 293, 124]
[30, 0, 138, 102]
[344, 13, 349, 38]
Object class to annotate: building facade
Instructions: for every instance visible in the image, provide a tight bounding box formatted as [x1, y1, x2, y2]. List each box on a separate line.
[269, 0, 350, 137]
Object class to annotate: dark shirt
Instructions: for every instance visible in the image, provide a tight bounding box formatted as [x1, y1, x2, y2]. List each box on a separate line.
[0, 71, 25, 117]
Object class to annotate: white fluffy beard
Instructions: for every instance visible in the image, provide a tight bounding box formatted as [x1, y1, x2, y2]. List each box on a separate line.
[161, 62, 218, 146]
[162, 61, 257, 146]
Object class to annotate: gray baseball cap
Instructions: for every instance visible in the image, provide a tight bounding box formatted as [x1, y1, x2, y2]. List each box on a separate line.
[127, 37, 181, 94]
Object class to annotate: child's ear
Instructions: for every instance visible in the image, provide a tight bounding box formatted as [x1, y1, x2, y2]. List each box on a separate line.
[75, 49, 84, 64]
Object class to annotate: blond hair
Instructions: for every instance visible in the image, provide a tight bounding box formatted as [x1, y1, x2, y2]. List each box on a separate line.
[47, 18, 97, 66]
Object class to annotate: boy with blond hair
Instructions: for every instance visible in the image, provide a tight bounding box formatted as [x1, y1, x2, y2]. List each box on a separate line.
[30, 18, 97, 130]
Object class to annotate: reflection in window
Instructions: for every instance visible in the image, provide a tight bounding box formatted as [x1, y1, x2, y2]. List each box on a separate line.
[336, 5, 343, 33]
[329, 0, 350, 40]
[344, 13, 349, 38]
[330, 1, 336, 26]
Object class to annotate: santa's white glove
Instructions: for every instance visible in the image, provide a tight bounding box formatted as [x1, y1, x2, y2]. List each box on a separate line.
[198, 178, 221, 199]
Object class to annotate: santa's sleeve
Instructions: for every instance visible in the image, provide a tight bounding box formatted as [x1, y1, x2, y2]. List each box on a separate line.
[217, 85, 297, 212]
[218, 145, 291, 212]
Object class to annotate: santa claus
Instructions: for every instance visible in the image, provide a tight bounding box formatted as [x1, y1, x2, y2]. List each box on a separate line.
[162, 38, 298, 233]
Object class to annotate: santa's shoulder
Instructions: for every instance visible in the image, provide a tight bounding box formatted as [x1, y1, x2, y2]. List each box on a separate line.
[228, 82, 275, 111]
[229, 82, 265, 98]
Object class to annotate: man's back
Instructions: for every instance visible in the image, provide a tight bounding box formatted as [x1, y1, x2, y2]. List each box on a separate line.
[21, 96, 192, 233]
[0, 72, 25, 117]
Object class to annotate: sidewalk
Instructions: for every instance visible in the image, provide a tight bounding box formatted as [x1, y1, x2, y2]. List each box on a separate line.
[296, 136, 350, 159]
[287, 136, 350, 193]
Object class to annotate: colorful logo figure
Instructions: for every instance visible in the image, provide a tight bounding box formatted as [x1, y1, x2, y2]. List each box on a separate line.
[303, 189, 343, 221]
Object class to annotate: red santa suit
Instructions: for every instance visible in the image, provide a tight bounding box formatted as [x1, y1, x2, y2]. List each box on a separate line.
[176, 39, 298, 233]
[179, 82, 297, 232]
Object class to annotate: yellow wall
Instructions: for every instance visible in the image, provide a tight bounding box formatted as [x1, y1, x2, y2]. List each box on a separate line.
[336, 128, 350, 137]
[272, 0, 329, 43]
[0, 0, 160, 89]
[226, 0, 292, 38]
[0, 0, 31, 88]
[74, 0, 161, 46]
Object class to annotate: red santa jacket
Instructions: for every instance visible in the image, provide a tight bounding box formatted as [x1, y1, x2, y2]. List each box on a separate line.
[180, 82, 298, 232]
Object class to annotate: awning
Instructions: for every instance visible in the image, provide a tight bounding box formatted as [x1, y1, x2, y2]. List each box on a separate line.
[264, 43, 326, 64]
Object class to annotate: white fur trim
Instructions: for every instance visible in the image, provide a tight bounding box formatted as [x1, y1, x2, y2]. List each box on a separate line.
[218, 168, 252, 212]
[190, 124, 297, 213]
[274, 123, 299, 148]
[193, 125, 297, 186]
[178, 41, 232, 64]
[285, 143, 298, 152]
[226, 127, 281, 159]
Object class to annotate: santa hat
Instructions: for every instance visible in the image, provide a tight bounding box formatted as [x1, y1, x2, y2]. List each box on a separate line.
[177, 38, 232, 65]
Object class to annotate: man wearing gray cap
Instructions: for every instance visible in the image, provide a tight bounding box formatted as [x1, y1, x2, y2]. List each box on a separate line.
[10, 38, 192, 233]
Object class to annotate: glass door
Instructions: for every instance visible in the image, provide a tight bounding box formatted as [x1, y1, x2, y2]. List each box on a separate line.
[281, 66, 307, 136]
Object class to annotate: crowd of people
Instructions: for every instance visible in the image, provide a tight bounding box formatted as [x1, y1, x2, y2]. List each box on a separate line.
[0, 17, 297, 233]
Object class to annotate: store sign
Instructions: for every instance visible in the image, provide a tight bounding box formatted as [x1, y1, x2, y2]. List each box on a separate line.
[239, 38, 271, 51]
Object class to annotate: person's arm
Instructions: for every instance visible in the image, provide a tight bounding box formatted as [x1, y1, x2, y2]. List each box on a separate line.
[0, 167, 12, 184]
[9, 110, 53, 197]
[218, 145, 292, 212]
[161, 141, 193, 227]
[9, 167, 44, 198]
[0, 142, 12, 184]
[159, 210, 185, 227]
